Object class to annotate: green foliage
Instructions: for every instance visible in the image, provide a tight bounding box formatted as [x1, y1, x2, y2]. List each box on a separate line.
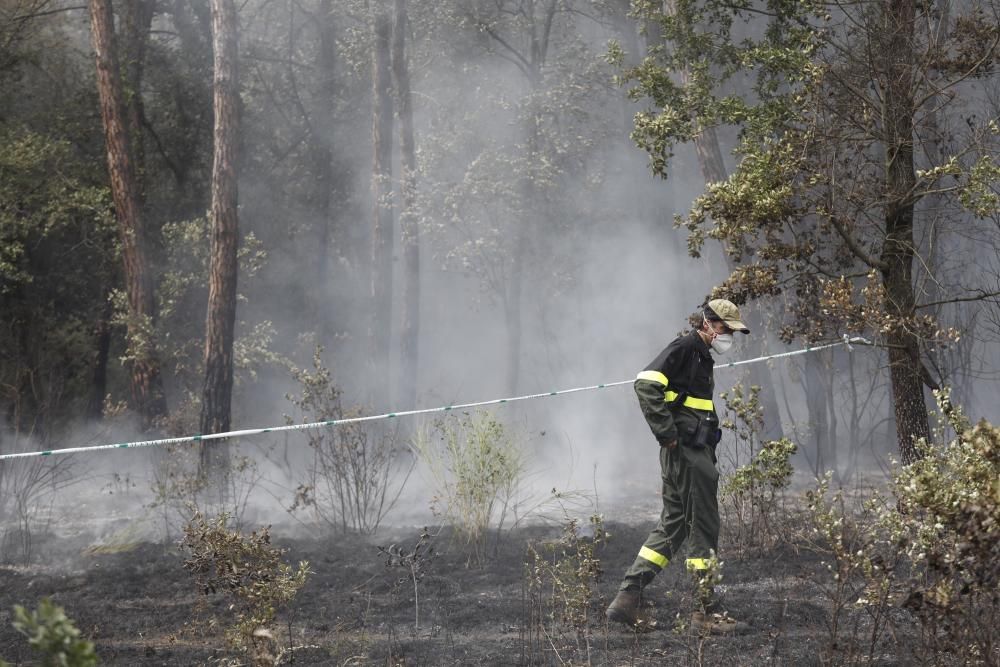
[620, 0, 821, 179]
[180, 511, 310, 662]
[524, 514, 609, 660]
[719, 382, 796, 554]
[616, 0, 1000, 368]
[686, 553, 724, 615]
[803, 476, 903, 664]
[893, 390, 1000, 662]
[801, 390, 1000, 663]
[156, 216, 274, 400]
[7, 598, 98, 667]
[412, 411, 525, 565]
[0, 128, 117, 431]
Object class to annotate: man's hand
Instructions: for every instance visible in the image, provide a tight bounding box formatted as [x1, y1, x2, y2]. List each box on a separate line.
[658, 438, 677, 449]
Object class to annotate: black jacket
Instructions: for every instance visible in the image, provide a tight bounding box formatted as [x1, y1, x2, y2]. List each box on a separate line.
[634, 330, 717, 445]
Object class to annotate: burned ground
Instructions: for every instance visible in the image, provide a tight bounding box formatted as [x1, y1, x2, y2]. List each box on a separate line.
[0, 494, 925, 667]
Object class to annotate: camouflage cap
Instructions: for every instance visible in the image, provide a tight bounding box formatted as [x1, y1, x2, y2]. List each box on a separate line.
[706, 299, 750, 334]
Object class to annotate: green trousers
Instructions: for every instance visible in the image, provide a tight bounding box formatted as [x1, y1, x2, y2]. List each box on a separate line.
[620, 438, 720, 591]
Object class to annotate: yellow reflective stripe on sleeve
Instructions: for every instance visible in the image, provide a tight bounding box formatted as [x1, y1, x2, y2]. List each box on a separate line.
[638, 546, 668, 568]
[636, 370, 668, 386]
[664, 391, 715, 412]
[686, 558, 709, 571]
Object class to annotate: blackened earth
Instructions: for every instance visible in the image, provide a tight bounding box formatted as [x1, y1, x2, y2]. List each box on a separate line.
[0, 499, 920, 666]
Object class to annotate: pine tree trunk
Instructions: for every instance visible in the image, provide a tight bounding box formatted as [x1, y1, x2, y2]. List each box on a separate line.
[199, 0, 240, 480]
[879, 0, 928, 465]
[122, 0, 154, 199]
[370, 1, 394, 406]
[88, 0, 167, 429]
[392, 0, 420, 409]
[87, 297, 113, 420]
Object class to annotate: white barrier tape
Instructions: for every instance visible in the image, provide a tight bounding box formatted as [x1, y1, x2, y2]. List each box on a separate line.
[0, 336, 871, 462]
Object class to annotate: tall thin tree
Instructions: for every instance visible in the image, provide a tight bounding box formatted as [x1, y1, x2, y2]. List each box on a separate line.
[88, 0, 167, 428]
[199, 0, 240, 480]
[392, 0, 419, 408]
[370, 0, 394, 406]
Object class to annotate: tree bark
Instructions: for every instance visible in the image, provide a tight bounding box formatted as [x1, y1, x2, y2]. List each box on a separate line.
[878, 0, 928, 465]
[88, 0, 167, 429]
[804, 348, 838, 477]
[199, 0, 240, 480]
[87, 296, 113, 420]
[370, 1, 394, 406]
[122, 0, 154, 200]
[392, 0, 420, 408]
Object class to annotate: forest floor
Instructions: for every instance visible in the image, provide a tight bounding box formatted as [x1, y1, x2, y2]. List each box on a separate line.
[0, 484, 921, 667]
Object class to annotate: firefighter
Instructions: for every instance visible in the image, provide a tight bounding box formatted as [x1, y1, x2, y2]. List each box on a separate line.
[606, 298, 750, 634]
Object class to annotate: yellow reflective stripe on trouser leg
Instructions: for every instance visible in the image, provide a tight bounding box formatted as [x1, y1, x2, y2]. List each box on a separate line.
[638, 546, 668, 568]
[636, 370, 668, 386]
[686, 558, 709, 571]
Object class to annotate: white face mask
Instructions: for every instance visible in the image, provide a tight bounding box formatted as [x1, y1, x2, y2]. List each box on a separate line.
[710, 333, 734, 355]
[703, 315, 734, 355]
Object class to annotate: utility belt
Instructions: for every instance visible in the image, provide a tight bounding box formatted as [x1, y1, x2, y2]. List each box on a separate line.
[668, 396, 722, 449]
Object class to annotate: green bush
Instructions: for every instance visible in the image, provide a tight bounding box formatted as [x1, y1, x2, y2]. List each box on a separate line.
[803, 389, 1000, 665]
[412, 411, 525, 565]
[524, 514, 609, 661]
[3, 598, 98, 667]
[180, 511, 310, 663]
[894, 389, 1000, 663]
[719, 382, 796, 554]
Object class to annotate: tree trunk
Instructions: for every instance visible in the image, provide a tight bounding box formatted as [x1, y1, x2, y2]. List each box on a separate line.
[88, 0, 167, 429]
[122, 0, 154, 200]
[87, 296, 113, 420]
[312, 0, 336, 317]
[199, 0, 240, 481]
[392, 0, 420, 408]
[804, 348, 838, 478]
[369, 1, 394, 406]
[879, 0, 928, 465]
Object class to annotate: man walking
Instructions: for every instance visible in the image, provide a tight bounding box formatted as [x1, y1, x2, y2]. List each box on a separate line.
[606, 299, 750, 633]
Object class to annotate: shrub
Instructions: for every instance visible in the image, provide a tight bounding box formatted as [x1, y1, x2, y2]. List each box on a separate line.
[803, 475, 903, 664]
[523, 514, 609, 663]
[412, 410, 525, 565]
[180, 511, 310, 664]
[3, 598, 98, 667]
[149, 443, 263, 538]
[802, 389, 1000, 665]
[286, 347, 411, 535]
[718, 382, 796, 554]
[894, 389, 1000, 664]
[377, 528, 437, 631]
[722, 437, 797, 553]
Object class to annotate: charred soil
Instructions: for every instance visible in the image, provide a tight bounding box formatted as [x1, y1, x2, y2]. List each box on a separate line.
[0, 502, 926, 667]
